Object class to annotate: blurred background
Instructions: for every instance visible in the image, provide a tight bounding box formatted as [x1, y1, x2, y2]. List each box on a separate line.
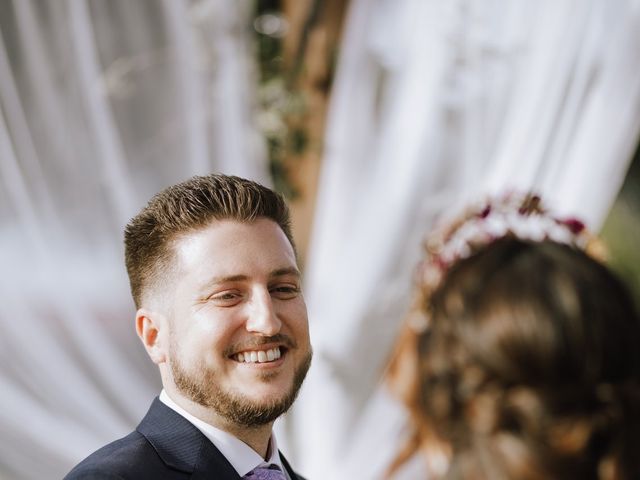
[1, 0, 639, 478]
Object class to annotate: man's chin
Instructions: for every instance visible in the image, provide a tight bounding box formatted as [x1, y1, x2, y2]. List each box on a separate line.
[219, 392, 295, 427]
[232, 381, 296, 407]
[236, 392, 291, 411]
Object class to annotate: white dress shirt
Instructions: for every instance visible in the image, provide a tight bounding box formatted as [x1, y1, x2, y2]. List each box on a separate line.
[159, 390, 291, 479]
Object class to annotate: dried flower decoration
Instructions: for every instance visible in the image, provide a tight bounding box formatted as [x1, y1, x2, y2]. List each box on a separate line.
[412, 192, 599, 331]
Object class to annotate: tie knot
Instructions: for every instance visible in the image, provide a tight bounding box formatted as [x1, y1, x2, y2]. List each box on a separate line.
[243, 464, 286, 480]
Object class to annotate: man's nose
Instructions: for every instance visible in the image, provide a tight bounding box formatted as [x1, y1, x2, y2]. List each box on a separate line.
[245, 289, 282, 336]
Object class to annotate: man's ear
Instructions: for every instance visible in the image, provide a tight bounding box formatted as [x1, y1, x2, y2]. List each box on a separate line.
[136, 308, 168, 365]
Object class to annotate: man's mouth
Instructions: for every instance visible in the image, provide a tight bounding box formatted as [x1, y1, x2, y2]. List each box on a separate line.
[232, 347, 285, 364]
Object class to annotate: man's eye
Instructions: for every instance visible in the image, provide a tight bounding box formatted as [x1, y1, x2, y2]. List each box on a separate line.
[210, 292, 242, 304]
[270, 285, 300, 299]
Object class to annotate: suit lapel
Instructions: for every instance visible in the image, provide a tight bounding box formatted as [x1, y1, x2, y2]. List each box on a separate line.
[279, 451, 304, 480]
[137, 398, 241, 479]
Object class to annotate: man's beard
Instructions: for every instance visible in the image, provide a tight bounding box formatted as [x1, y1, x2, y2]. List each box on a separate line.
[170, 340, 312, 427]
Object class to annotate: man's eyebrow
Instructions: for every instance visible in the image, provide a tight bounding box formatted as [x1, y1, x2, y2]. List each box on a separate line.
[203, 268, 299, 286]
[270, 267, 301, 279]
[205, 274, 249, 285]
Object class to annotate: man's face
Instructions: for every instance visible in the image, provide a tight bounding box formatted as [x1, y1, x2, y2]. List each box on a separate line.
[163, 218, 311, 426]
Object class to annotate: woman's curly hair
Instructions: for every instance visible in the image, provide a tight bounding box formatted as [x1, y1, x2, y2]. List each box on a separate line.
[388, 235, 640, 479]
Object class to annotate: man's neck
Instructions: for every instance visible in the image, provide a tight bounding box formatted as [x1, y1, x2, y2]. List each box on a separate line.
[165, 388, 274, 458]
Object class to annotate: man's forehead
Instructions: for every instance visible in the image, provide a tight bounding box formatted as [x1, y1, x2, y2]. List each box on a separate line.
[171, 219, 297, 275]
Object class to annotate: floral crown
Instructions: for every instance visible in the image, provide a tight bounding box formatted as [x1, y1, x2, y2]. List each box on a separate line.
[415, 192, 595, 303]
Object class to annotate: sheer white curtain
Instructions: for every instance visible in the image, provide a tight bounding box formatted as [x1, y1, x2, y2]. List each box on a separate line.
[3, 0, 640, 479]
[283, 0, 640, 478]
[0, 1, 266, 478]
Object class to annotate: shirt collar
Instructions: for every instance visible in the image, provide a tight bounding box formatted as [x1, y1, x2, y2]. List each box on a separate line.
[159, 390, 286, 477]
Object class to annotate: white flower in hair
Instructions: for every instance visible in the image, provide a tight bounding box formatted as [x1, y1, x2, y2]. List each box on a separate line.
[419, 192, 591, 290]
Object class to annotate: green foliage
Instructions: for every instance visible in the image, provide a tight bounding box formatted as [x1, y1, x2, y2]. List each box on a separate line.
[254, 1, 308, 199]
[600, 145, 640, 307]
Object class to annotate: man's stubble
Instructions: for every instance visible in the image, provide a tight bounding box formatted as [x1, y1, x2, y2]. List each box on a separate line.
[169, 338, 312, 427]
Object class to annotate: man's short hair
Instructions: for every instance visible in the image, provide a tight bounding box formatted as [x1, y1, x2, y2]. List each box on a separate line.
[124, 174, 294, 308]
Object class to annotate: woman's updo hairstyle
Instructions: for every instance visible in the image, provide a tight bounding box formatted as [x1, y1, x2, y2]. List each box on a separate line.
[388, 193, 640, 479]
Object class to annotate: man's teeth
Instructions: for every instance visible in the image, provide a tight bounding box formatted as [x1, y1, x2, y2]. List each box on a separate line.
[235, 347, 282, 363]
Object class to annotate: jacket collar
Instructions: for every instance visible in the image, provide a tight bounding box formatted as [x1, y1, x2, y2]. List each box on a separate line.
[136, 397, 241, 478]
[136, 397, 301, 479]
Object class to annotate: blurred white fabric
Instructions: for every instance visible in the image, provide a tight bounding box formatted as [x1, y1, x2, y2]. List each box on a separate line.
[0, 0, 266, 478]
[2, 0, 640, 479]
[282, 0, 640, 478]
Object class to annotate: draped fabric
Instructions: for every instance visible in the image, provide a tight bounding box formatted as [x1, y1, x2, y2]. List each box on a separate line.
[282, 0, 640, 478]
[2, 1, 640, 479]
[0, 1, 266, 478]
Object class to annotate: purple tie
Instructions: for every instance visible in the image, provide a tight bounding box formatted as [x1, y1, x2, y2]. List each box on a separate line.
[243, 464, 287, 480]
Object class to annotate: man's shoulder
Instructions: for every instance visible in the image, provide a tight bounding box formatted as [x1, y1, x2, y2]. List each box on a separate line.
[64, 430, 184, 480]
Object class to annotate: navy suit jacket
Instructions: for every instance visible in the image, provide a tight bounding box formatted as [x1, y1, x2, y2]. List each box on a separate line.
[65, 398, 305, 480]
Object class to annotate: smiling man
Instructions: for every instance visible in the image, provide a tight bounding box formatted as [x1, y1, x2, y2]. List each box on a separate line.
[65, 175, 312, 480]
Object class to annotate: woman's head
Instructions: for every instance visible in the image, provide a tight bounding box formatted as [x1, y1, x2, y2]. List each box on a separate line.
[389, 195, 640, 479]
